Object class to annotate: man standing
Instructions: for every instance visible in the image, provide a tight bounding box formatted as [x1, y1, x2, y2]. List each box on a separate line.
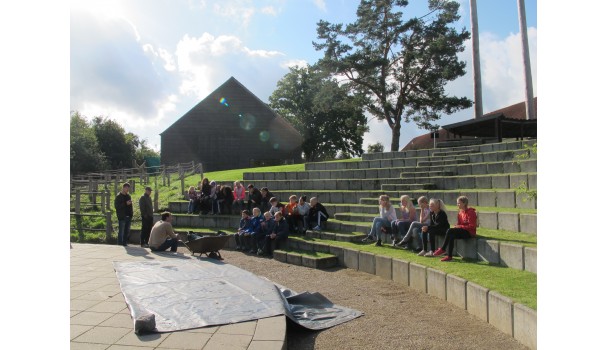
[148, 212, 181, 252]
[114, 182, 133, 246]
[139, 186, 154, 247]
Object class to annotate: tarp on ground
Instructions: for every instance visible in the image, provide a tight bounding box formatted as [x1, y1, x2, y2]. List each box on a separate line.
[113, 258, 362, 333]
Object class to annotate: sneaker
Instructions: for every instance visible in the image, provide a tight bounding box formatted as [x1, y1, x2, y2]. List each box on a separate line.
[313, 226, 322, 231]
[424, 250, 434, 257]
[391, 240, 397, 247]
[361, 236, 375, 243]
[402, 244, 410, 250]
[375, 239, 382, 247]
[249, 250, 256, 254]
[417, 250, 427, 256]
[235, 245, 241, 250]
[433, 248, 446, 256]
[440, 256, 453, 262]
[257, 249, 264, 256]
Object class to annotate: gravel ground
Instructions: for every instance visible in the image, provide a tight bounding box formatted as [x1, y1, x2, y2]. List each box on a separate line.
[211, 248, 529, 350]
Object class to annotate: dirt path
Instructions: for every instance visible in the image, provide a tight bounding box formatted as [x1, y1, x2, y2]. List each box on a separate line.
[216, 249, 528, 350]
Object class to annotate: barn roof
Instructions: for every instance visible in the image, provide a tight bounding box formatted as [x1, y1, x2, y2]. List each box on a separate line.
[160, 76, 303, 144]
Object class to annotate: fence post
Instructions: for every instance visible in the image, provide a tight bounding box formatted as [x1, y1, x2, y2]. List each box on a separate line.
[114, 178, 118, 196]
[129, 179, 135, 193]
[92, 180, 98, 209]
[162, 167, 166, 186]
[105, 211, 113, 242]
[154, 189, 159, 212]
[167, 170, 171, 187]
[199, 163, 204, 181]
[180, 175, 185, 197]
[75, 189, 81, 214]
[106, 189, 111, 212]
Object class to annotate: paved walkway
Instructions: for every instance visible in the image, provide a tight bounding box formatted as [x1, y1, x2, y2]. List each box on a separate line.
[70, 243, 286, 350]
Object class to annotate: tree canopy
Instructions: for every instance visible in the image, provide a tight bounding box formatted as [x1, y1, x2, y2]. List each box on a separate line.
[269, 65, 368, 162]
[313, 0, 472, 151]
[70, 111, 160, 175]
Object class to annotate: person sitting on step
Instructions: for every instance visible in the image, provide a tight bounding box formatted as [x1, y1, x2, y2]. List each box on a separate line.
[308, 197, 329, 231]
[362, 195, 396, 246]
[419, 198, 450, 257]
[269, 197, 286, 217]
[294, 195, 310, 234]
[232, 181, 246, 213]
[390, 195, 417, 246]
[262, 211, 289, 258]
[260, 187, 274, 213]
[256, 211, 275, 255]
[285, 195, 299, 234]
[433, 196, 477, 262]
[234, 210, 253, 251]
[245, 207, 265, 254]
[148, 212, 182, 253]
[397, 196, 431, 251]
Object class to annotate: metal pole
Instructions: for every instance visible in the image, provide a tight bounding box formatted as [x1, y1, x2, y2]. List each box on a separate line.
[470, 0, 483, 118]
[518, 0, 535, 119]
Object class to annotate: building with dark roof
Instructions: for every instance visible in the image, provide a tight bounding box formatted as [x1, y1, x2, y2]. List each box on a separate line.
[401, 97, 537, 151]
[160, 77, 303, 171]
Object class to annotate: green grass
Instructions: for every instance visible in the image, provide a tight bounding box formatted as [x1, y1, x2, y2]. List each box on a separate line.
[205, 163, 306, 182]
[293, 236, 537, 309]
[476, 228, 536, 247]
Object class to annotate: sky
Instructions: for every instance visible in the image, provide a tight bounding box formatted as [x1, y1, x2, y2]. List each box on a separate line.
[70, 0, 537, 152]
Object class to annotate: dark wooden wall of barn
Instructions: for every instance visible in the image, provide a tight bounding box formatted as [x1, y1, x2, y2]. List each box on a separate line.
[160, 78, 303, 172]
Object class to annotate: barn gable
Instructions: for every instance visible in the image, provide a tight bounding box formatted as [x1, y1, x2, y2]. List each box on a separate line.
[160, 77, 303, 171]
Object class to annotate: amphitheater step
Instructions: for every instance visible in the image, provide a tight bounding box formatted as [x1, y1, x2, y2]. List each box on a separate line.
[399, 170, 455, 178]
[381, 183, 437, 191]
[417, 158, 468, 167]
[272, 247, 338, 269]
[305, 229, 368, 242]
[431, 148, 480, 157]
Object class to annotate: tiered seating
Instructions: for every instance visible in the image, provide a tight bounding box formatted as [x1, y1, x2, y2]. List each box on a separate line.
[159, 139, 537, 273]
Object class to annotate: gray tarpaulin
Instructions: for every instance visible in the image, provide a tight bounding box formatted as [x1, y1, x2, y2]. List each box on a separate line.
[113, 258, 362, 333]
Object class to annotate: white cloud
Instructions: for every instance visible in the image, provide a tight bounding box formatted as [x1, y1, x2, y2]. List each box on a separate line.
[260, 6, 278, 16]
[313, 0, 327, 12]
[212, 1, 256, 27]
[280, 59, 308, 69]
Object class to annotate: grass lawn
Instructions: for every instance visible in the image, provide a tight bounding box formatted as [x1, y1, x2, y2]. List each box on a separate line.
[292, 236, 537, 310]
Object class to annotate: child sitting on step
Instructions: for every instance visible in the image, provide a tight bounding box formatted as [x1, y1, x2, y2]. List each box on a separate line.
[432, 196, 477, 262]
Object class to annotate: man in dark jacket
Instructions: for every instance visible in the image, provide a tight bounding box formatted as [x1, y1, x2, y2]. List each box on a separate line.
[263, 211, 289, 257]
[308, 197, 329, 231]
[139, 186, 154, 247]
[247, 184, 262, 212]
[260, 187, 274, 212]
[114, 182, 133, 246]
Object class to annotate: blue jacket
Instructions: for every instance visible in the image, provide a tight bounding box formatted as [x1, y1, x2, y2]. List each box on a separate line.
[247, 214, 264, 234]
[259, 218, 275, 236]
[272, 218, 289, 239]
[238, 217, 253, 233]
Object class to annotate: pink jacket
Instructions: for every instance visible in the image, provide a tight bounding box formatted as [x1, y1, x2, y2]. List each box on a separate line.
[233, 186, 246, 200]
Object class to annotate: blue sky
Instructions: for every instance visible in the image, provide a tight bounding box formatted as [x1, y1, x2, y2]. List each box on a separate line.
[70, 0, 537, 152]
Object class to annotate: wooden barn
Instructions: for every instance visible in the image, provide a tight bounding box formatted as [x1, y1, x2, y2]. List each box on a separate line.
[160, 77, 303, 172]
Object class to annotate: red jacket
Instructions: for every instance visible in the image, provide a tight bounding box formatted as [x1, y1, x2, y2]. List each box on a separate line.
[456, 207, 477, 236]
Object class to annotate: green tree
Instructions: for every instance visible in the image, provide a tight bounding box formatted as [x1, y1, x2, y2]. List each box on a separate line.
[313, 0, 472, 151]
[269, 65, 369, 162]
[70, 111, 108, 174]
[367, 142, 385, 153]
[92, 117, 133, 169]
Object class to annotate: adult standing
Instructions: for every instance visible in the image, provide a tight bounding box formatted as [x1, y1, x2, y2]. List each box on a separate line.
[139, 186, 154, 247]
[114, 182, 133, 246]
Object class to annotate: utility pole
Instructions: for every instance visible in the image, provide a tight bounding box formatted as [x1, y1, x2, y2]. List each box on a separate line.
[470, 0, 483, 119]
[518, 0, 535, 119]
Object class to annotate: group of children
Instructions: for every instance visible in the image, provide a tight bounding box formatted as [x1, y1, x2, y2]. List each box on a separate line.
[232, 195, 330, 258]
[187, 180, 278, 216]
[362, 194, 477, 262]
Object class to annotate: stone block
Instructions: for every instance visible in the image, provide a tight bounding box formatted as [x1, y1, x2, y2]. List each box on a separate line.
[375, 255, 392, 280]
[470, 163, 488, 175]
[358, 251, 376, 275]
[466, 282, 489, 322]
[446, 274, 467, 310]
[520, 159, 537, 172]
[409, 263, 427, 293]
[286, 253, 302, 266]
[342, 192, 357, 203]
[330, 192, 344, 204]
[486, 162, 504, 174]
[492, 175, 510, 189]
[320, 232, 337, 241]
[478, 212, 498, 230]
[524, 247, 537, 273]
[273, 251, 287, 263]
[483, 152, 498, 163]
[520, 214, 537, 234]
[365, 169, 379, 179]
[477, 239, 500, 264]
[478, 192, 497, 207]
[454, 238, 477, 260]
[498, 212, 520, 232]
[297, 240, 314, 252]
[457, 176, 476, 190]
[392, 259, 409, 286]
[313, 242, 331, 254]
[426, 268, 447, 300]
[468, 153, 484, 163]
[446, 210, 458, 225]
[516, 192, 537, 209]
[499, 242, 524, 270]
[329, 245, 345, 266]
[441, 192, 458, 206]
[503, 161, 521, 173]
[287, 240, 299, 250]
[513, 303, 537, 349]
[496, 191, 516, 208]
[343, 248, 359, 270]
[442, 177, 458, 190]
[325, 180, 338, 191]
[488, 291, 514, 336]
[475, 176, 493, 189]
[509, 174, 528, 190]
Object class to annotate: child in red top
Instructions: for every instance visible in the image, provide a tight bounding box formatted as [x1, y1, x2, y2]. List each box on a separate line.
[285, 195, 299, 234]
[433, 196, 477, 261]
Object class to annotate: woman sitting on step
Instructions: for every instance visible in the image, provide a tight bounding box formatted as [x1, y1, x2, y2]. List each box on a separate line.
[419, 198, 450, 257]
[432, 196, 477, 262]
[397, 196, 430, 250]
[390, 195, 417, 246]
[362, 195, 397, 246]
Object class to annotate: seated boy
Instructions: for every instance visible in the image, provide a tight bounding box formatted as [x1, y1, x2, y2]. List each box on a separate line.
[308, 197, 329, 231]
[256, 211, 275, 255]
[262, 211, 289, 258]
[244, 208, 264, 253]
[234, 210, 252, 251]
